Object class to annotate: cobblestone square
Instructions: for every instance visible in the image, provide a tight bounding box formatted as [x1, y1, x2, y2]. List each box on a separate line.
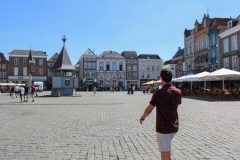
[0, 91, 240, 160]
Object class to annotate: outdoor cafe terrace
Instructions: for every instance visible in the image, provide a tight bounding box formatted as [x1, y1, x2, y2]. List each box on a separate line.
[172, 68, 240, 99]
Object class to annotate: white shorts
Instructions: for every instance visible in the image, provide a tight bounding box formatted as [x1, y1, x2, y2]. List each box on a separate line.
[156, 132, 176, 152]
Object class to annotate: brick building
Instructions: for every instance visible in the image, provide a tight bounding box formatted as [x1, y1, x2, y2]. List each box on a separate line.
[8, 50, 48, 84]
[219, 19, 240, 70]
[193, 14, 211, 73]
[0, 52, 9, 83]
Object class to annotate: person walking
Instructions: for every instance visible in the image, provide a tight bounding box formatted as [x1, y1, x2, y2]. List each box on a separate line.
[24, 84, 29, 102]
[14, 85, 19, 98]
[19, 86, 25, 102]
[93, 86, 97, 95]
[31, 84, 36, 102]
[139, 69, 182, 160]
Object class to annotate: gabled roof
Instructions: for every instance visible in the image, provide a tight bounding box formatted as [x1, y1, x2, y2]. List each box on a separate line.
[83, 48, 96, 56]
[48, 52, 59, 61]
[51, 46, 75, 71]
[138, 54, 161, 59]
[172, 48, 184, 59]
[98, 50, 124, 59]
[9, 50, 47, 57]
[121, 51, 137, 58]
[164, 60, 175, 65]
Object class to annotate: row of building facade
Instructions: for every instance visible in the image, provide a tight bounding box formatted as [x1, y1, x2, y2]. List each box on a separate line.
[75, 49, 163, 91]
[0, 49, 163, 91]
[164, 14, 240, 78]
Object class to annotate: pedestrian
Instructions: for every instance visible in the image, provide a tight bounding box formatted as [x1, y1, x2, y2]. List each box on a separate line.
[14, 85, 19, 98]
[10, 87, 14, 99]
[24, 84, 29, 102]
[139, 69, 182, 160]
[93, 86, 97, 95]
[19, 86, 25, 102]
[31, 84, 36, 102]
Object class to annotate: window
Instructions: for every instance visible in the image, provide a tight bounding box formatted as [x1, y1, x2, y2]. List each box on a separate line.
[84, 62, 87, 69]
[152, 65, 155, 71]
[23, 67, 27, 76]
[223, 38, 229, 53]
[141, 75, 144, 78]
[147, 74, 150, 78]
[127, 73, 131, 79]
[39, 59, 43, 66]
[23, 58, 27, 65]
[2, 64, 6, 69]
[228, 21, 232, 29]
[14, 58, 19, 65]
[211, 34, 215, 46]
[14, 67, 18, 76]
[231, 35, 238, 51]
[157, 65, 160, 71]
[99, 62, 104, 71]
[2, 72, 6, 78]
[133, 65, 137, 72]
[48, 69, 52, 76]
[132, 72, 137, 79]
[127, 65, 131, 72]
[88, 63, 92, 69]
[203, 20, 207, 27]
[147, 65, 150, 71]
[205, 37, 209, 48]
[100, 80, 103, 86]
[119, 63, 123, 71]
[92, 63, 96, 69]
[106, 63, 110, 71]
[232, 56, 239, 70]
[223, 58, 229, 68]
[112, 62, 117, 71]
[39, 68, 43, 75]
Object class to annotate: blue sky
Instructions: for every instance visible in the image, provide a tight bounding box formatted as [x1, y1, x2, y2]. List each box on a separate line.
[0, 0, 239, 64]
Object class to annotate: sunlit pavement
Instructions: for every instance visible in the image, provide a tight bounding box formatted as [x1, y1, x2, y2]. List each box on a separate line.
[0, 91, 240, 160]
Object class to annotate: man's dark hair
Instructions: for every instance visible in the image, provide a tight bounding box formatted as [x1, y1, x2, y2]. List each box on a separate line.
[160, 69, 173, 83]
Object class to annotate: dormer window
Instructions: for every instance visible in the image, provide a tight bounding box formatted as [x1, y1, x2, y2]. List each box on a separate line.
[228, 21, 232, 29]
[204, 20, 207, 28]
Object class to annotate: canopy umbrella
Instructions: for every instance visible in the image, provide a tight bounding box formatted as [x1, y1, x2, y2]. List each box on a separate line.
[144, 80, 156, 85]
[202, 68, 240, 89]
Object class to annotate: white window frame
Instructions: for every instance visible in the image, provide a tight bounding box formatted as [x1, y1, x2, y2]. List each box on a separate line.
[23, 58, 27, 65]
[232, 56, 239, 70]
[23, 67, 27, 76]
[39, 68, 43, 75]
[231, 35, 238, 51]
[14, 58, 19, 65]
[223, 38, 229, 53]
[14, 67, 18, 76]
[223, 58, 229, 68]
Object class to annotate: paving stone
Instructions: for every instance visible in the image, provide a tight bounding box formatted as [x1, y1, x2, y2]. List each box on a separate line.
[0, 92, 239, 159]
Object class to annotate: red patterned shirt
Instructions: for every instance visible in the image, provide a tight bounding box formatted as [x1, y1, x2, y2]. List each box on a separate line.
[150, 84, 182, 134]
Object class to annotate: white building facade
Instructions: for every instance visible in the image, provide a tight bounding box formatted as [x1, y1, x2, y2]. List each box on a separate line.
[138, 54, 163, 88]
[97, 51, 126, 91]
